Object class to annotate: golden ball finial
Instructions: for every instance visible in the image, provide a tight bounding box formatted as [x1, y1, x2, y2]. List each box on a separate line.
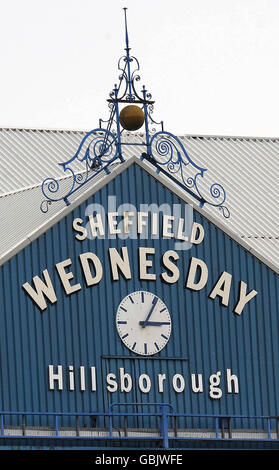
[119, 105, 145, 131]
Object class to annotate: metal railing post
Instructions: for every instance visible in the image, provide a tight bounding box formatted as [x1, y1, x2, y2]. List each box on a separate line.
[76, 415, 80, 437]
[174, 415, 178, 438]
[267, 418, 271, 440]
[55, 415, 59, 437]
[124, 415, 128, 437]
[22, 414, 26, 436]
[215, 417, 219, 439]
[109, 413, 113, 438]
[161, 405, 169, 449]
[0, 415, 4, 437]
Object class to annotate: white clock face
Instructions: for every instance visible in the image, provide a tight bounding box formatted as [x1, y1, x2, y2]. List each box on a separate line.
[116, 291, 172, 356]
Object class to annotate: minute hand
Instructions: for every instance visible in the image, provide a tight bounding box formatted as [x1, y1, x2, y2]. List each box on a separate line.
[139, 321, 170, 326]
[141, 297, 158, 328]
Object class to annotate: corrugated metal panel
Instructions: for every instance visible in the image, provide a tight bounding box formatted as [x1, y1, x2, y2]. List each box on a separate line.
[0, 162, 121, 261]
[0, 128, 143, 195]
[0, 129, 278, 269]
[240, 236, 279, 268]
[0, 163, 278, 424]
[182, 136, 279, 237]
[0, 128, 84, 194]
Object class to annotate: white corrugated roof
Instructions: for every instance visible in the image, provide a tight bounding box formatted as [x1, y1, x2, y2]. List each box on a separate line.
[0, 128, 87, 195]
[0, 128, 278, 268]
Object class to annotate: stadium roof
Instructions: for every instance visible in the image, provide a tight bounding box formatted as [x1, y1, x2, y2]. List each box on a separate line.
[0, 127, 278, 271]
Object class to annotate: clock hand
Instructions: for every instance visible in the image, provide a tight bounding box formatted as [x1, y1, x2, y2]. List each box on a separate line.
[141, 296, 158, 328]
[139, 321, 170, 326]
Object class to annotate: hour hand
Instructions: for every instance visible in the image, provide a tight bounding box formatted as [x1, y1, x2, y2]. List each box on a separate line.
[141, 296, 158, 328]
[139, 321, 170, 326]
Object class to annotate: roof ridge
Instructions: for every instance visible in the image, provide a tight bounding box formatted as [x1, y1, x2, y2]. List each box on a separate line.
[0, 128, 278, 141]
[0, 127, 89, 134]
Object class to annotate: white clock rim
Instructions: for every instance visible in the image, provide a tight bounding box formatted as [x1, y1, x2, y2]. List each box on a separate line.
[116, 290, 172, 356]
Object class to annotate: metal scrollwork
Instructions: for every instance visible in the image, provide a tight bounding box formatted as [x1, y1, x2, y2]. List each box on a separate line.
[40, 129, 121, 213]
[147, 131, 230, 218]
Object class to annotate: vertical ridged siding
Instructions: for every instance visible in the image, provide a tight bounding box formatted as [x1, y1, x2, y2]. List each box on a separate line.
[0, 163, 278, 424]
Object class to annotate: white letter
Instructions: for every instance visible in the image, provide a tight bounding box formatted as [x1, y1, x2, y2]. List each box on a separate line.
[56, 258, 81, 295]
[91, 367, 97, 392]
[120, 368, 132, 392]
[226, 369, 239, 394]
[158, 374, 166, 393]
[186, 257, 208, 291]
[190, 222, 204, 245]
[49, 365, 63, 390]
[73, 218, 87, 241]
[22, 269, 57, 311]
[109, 247, 132, 280]
[88, 214, 105, 237]
[172, 374, 185, 393]
[151, 212, 158, 237]
[139, 247, 156, 280]
[139, 374, 151, 393]
[163, 215, 174, 238]
[106, 373, 118, 392]
[79, 252, 103, 286]
[161, 250, 180, 284]
[108, 212, 121, 234]
[234, 281, 258, 315]
[123, 212, 134, 234]
[80, 366, 85, 391]
[209, 371, 222, 399]
[191, 374, 204, 393]
[176, 218, 188, 241]
[69, 365, 75, 390]
[209, 271, 232, 307]
[138, 212, 148, 235]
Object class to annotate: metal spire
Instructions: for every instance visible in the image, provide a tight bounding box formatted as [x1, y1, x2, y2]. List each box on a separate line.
[123, 7, 130, 52]
[123, 8, 133, 101]
[40, 8, 230, 218]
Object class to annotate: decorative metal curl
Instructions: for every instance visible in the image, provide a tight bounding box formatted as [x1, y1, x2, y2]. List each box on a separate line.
[112, 54, 143, 103]
[146, 131, 230, 217]
[149, 130, 206, 182]
[40, 128, 122, 213]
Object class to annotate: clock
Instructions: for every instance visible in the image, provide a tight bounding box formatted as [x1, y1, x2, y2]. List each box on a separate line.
[116, 291, 172, 356]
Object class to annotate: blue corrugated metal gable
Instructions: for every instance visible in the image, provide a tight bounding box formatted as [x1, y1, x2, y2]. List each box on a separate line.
[0, 162, 278, 427]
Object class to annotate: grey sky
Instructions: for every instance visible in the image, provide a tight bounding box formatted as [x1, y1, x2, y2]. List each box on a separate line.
[0, 0, 278, 137]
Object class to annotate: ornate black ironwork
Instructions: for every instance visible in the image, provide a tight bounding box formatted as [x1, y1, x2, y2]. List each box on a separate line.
[41, 8, 230, 218]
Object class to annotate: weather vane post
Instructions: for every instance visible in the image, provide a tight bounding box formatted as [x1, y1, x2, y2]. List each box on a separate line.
[40, 8, 230, 218]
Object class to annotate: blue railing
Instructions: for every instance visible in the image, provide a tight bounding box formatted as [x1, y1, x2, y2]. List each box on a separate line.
[0, 405, 279, 448]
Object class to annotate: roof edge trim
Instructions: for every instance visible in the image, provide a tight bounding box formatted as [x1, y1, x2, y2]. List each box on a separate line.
[0, 127, 279, 141]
